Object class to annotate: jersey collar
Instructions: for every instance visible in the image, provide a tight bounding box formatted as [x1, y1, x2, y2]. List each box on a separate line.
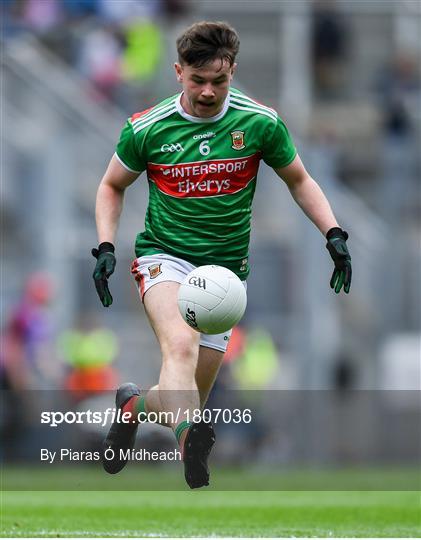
[176, 92, 229, 123]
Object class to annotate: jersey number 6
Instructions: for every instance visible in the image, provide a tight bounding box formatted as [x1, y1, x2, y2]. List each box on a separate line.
[199, 140, 211, 156]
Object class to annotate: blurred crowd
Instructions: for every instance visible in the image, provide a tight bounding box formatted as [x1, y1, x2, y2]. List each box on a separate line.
[0, 273, 120, 394]
[3, 0, 419, 217]
[3, 0, 189, 112]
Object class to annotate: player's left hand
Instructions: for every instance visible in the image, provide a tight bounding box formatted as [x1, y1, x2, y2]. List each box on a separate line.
[326, 227, 352, 294]
[92, 242, 116, 307]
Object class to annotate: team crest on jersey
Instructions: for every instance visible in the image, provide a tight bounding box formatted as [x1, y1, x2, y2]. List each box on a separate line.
[231, 130, 245, 150]
[148, 263, 162, 279]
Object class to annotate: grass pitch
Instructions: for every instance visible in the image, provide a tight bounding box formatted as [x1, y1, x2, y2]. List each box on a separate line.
[2, 489, 420, 537]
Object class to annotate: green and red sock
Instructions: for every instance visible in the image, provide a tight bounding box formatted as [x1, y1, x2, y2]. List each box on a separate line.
[122, 395, 147, 423]
[174, 420, 192, 457]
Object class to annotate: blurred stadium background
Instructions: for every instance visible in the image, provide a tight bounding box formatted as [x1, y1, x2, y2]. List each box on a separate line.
[1, 0, 420, 489]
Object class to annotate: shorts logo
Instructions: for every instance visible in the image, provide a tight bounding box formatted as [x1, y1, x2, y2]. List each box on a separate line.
[231, 130, 245, 150]
[148, 263, 162, 279]
[161, 143, 184, 153]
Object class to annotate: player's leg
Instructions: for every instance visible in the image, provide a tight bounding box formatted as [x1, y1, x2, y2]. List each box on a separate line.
[142, 345, 224, 424]
[196, 346, 225, 408]
[102, 254, 225, 483]
[129, 253, 227, 418]
[101, 345, 223, 475]
[143, 281, 217, 488]
[142, 281, 201, 437]
[102, 281, 201, 475]
[103, 343, 224, 485]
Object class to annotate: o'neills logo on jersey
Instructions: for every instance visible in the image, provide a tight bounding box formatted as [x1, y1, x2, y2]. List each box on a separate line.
[147, 153, 261, 198]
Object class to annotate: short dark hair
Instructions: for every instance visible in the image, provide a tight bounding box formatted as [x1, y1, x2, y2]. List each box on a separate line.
[176, 21, 240, 68]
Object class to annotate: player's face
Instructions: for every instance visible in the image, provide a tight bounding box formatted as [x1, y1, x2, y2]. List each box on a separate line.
[175, 59, 235, 118]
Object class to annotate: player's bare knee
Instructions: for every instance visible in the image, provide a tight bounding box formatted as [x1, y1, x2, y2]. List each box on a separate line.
[162, 334, 199, 365]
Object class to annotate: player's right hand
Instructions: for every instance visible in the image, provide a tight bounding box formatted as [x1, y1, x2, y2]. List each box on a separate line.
[91, 242, 116, 307]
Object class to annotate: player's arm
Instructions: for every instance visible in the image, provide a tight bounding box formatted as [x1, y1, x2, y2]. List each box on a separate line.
[274, 154, 352, 293]
[95, 154, 139, 244]
[92, 155, 140, 307]
[274, 154, 337, 234]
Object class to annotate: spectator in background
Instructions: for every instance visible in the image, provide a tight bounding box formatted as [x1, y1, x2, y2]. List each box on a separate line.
[376, 52, 420, 219]
[77, 24, 124, 103]
[62, 0, 99, 20]
[0, 273, 57, 459]
[96, 0, 161, 23]
[162, 0, 188, 19]
[377, 53, 419, 138]
[2, 0, 69, 40]
[3, 0, 189, 111]
[0, 273, 57, 391]
[121, 19, 163, 83]
[59, 323, 119, 402]
[311, 0, 349, 100]
[20, 0, 64, 34]
[74, 3, 166, 110]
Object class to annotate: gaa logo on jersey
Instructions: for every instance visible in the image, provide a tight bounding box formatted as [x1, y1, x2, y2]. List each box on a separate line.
[161, 143, 184, 153]
[230, 130, 245, 150]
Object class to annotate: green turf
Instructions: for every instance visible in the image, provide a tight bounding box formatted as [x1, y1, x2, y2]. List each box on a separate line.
[2, 464, 419, 491]
[1, 490, 420, 537]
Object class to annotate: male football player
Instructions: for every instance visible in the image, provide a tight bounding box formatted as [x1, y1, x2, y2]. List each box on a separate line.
[92, 21, 352, 489]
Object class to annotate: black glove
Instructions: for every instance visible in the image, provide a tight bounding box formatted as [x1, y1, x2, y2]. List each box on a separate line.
[326, 227, 352, 294]
[92, 242, 116, 307]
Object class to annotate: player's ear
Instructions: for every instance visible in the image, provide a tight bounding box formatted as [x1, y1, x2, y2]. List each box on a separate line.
[230, 63, 237, 80]
[174, 62, 183, 83]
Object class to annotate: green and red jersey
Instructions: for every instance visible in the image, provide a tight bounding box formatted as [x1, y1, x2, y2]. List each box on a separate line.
[115, 87, 297, 279]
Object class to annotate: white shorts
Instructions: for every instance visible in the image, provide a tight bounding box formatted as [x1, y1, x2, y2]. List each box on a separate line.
[131, 253, 244, 353]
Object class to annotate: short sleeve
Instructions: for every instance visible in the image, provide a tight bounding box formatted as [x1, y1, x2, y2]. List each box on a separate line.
[261, 115, 297, 169]
[115, 120, 146, 173]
